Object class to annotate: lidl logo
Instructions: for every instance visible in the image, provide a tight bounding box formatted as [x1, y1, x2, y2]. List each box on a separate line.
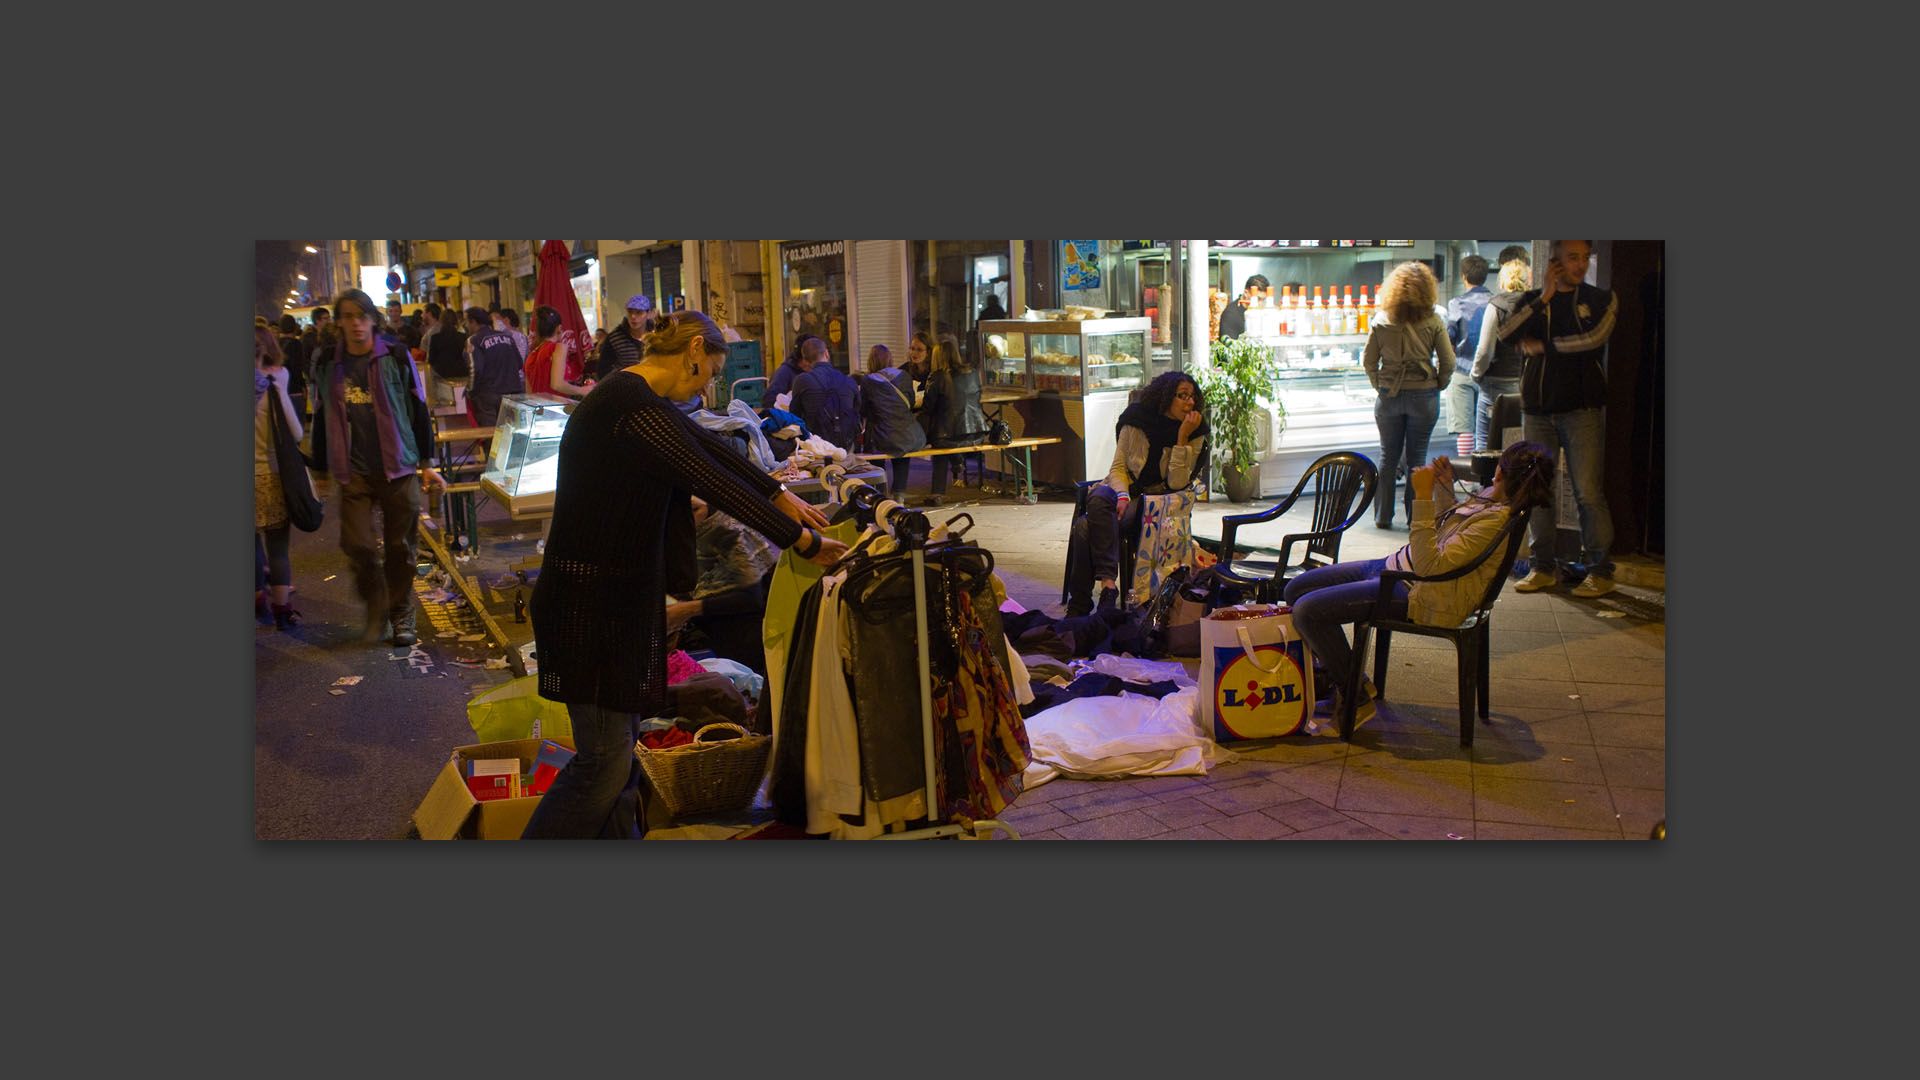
[1211, 643, 1311, 740]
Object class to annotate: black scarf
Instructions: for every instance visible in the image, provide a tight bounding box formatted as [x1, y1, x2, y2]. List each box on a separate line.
[1116, 400, 1210, 495]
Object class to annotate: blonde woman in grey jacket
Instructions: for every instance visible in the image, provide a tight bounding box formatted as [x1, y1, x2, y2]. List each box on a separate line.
[1363, 261, 1456, 528]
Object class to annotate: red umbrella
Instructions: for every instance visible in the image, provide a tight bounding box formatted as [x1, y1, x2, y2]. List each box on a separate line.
[535, 239, 595, 382]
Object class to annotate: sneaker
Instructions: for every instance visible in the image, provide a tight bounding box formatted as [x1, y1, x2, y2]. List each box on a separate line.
[1513, 569, 1557, 593]
[272, 604, 302, 631]
[1570, 573, 1616, 599]
[390, 608, 420, 647]
[919, 494, 943, 507]
[1331, 679, 1377, 732]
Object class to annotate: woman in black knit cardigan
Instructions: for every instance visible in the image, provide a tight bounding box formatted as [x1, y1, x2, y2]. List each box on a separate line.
[523, 311, 847, 839]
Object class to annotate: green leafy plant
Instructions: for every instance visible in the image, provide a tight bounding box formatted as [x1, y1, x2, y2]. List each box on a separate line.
[1191, 336, 1284, 474]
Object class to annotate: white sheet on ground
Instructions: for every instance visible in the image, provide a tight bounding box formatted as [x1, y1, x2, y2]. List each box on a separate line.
[1019, 685, 1236, 789]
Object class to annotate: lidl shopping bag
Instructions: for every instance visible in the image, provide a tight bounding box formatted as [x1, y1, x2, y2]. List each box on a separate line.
[1199, 604, 1315, 741]
[1130, 489, 1196, 609]
[466, 675, 573, 742]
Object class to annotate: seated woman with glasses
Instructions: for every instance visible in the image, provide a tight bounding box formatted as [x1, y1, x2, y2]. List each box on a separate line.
[1066, 370, 1208, 616]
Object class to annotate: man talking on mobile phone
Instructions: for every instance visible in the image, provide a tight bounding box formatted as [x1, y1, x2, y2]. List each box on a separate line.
[1494, 240, 1620, 598]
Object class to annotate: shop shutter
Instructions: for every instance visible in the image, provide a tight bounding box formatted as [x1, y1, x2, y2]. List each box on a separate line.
[852, 240, 909, 372]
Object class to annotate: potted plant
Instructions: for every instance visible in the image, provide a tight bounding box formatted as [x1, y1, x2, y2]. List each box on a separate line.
[1192, 336, 1284, 502]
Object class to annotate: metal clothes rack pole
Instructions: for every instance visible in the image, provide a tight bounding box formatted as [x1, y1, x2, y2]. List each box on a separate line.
[821, 468, 1019, 842]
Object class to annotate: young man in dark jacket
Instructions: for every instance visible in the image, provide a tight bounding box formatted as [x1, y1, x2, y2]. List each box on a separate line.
[464, 307, 526, 428]
[1493, 239, 1620, 598]
[790, 336, 862, 451]
[309, 289, 446, 645]
[1215, 274, 1269, 341]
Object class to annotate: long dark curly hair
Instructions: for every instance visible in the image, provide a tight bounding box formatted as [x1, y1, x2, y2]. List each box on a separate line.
[1136, 369, 1204, 417]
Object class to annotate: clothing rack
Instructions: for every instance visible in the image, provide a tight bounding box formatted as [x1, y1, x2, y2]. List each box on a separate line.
[818, 465, 1020, 841]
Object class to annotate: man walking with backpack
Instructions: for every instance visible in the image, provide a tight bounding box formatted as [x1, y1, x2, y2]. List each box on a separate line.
[790, 336, 862, 452]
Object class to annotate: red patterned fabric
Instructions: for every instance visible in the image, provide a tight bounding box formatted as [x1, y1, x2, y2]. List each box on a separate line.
[930, 596, 1031, 820]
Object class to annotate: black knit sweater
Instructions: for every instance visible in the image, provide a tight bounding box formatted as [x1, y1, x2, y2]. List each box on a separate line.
[532, 371, 805, 713]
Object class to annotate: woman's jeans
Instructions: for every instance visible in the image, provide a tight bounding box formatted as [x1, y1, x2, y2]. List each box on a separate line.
[1282, 558, 1410, 691]
[521, 701, 644, 838]
[1474, 376, 1521, 451]
[1374, 388, 1440, 524]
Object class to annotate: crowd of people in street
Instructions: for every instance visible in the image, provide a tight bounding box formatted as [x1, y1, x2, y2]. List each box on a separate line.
[254, 241, 1626, 837]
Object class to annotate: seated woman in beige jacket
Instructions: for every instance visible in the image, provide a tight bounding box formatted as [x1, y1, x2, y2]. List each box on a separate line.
[1281, 440, 1556, 726]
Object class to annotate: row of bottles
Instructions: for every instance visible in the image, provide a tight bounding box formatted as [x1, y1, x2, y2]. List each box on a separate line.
[1243, 285, 1371, 338]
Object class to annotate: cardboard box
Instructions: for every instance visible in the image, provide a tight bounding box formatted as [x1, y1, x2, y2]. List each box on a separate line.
[413, 737, 576, 840]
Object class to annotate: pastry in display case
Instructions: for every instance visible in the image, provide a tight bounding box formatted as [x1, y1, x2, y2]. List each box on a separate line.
[977, 317, 1151, 396]
[480, 392, 574, 518]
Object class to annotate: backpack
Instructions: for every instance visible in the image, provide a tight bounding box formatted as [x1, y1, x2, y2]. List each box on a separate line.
[803, 368, 862, 450]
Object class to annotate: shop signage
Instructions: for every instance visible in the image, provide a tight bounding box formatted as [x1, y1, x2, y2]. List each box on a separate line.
[1211, 241, 1419, 250]
[1062, 241, 1101, 291]
[434, 268, 461, 286]
[783, 241, 844, 261]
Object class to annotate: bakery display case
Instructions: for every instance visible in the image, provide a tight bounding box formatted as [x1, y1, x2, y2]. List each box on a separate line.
[480, 392, 574, 519]
[977, 316, 1153, 488]
[978, 317, 1150, 396]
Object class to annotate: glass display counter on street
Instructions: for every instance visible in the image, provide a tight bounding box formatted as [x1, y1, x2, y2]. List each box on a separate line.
[480, 393, 573, 520]
[477, 391, 886, 524]
[977, 316, 1153, 490]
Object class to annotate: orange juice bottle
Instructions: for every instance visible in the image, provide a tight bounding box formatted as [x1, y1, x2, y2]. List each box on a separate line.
[1342, 286, 1357, 335]
[1357, 286, 1372, 333]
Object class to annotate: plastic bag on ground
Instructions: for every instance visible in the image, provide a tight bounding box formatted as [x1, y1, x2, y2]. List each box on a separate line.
[1018, 686, 1234, 789]
[466, 675, 572, 742]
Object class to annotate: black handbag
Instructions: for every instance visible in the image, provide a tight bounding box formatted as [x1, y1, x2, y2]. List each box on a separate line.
[270, 388, 324, 532]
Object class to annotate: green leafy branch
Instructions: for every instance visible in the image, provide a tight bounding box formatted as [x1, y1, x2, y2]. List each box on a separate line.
[1192, 337, 1284, 473]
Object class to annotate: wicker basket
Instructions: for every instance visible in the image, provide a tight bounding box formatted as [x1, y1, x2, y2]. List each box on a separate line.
[634, 723, 772, 820]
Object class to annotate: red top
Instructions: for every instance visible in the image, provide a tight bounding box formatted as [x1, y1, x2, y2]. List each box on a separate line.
[523, 341, 559, 396]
